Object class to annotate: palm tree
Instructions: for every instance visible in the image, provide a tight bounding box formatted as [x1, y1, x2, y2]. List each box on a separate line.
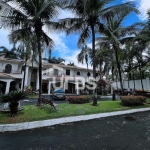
[43, 56, 65, 64]
[8, 27, 38, 92]
[96, 10, 141, 95]
[1, 0, 66, 105]
[77, 44, 91, 69]
[67, 62, 75, 66]
[0, 46, 19, 59]
[61, 0, 139, 105]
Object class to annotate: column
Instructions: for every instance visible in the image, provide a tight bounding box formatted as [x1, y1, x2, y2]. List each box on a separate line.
[36, 70, 39, 90]
[63, 81, 66, 92]
[24, 66, 29, 86]
[48, 81, 52, 95]
[21, 78, 23, 91]
[76, 83, 79, 95]
[5, 81, 10, 94]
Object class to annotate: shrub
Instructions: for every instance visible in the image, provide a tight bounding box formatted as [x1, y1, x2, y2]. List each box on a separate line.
[68, 96, 90, 104]
[0, 91, 27, 117]
[97, 89, 107, 95]
[103, 89, 108, 95]
[120, 95, 146, 106]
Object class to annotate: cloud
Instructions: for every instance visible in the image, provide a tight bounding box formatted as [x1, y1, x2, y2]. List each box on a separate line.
[63, 50, 92, 69]
[138, 0, 150, 20]
[0, 29, 12, 49]
[58, 10, 75, 19]
[123, 0, 150, 20]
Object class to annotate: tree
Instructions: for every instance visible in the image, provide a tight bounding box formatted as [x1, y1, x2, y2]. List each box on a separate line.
[61, 0, 140, 104]
[77, 44, 91, 69]
[96, 8, 140, 94]
[67, 62, 75, 66]
[43, 56, 65, 64]
[0, 46, 19, 59]
[1, 0, 66, 105]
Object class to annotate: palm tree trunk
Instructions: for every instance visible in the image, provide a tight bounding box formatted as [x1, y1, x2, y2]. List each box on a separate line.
[128, 74, 130, 89]
[91, 25, 97, 106]
[139, 66, 144, 93]
[113, 45, 124, 95]
[35, 29, 42, 106]
[132, 73, 136, 92]
[22, 59, 27, 92]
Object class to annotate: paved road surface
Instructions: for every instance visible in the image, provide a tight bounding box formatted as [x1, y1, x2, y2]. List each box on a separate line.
[0, 111, 150, 150]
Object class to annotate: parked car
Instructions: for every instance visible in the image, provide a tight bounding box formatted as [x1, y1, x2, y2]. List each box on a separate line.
[53, 89, 66, 100]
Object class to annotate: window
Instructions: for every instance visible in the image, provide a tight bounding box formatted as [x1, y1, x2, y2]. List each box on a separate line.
[77, 71, 80, 75]
[66, 70, 70, 75]
[95, 73, 99, 77]
[54, 69, 58, 75]
[87, 72, 91, 77]
[4, 64, 12, 74]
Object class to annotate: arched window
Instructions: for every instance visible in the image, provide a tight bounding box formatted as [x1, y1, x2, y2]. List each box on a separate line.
[87, 72, 91, 77]
[5, 64, 12, 74]
[77, 71, 80, 75]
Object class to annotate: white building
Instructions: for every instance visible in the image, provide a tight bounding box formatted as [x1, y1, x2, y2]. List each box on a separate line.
[111, 78, 150, 92]
[0, 57, 99, 95]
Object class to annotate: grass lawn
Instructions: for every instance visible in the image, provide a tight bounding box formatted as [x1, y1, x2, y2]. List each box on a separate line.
[0, 99, 150, 124]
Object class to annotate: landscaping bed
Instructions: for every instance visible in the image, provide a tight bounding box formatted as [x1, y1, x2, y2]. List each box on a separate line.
[0, 99, 150, 124]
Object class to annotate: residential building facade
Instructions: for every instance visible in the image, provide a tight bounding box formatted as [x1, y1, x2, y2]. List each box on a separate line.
[0, 57, 98, 95]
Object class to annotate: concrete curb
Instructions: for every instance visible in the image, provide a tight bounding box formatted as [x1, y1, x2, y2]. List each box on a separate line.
[0, 108, 150, 133]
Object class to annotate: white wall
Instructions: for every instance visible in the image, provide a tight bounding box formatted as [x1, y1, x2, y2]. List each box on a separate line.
[111, 77, 150, 92]
[0, 61, 19, 73]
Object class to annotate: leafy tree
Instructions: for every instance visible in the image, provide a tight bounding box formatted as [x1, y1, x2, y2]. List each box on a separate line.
[43, 56, 65, 64]
[61, 0, 140, 104]
[96, 6, 140, 94]
[0, 46, 19, 59]
[67, 62, 75, 66]
[1, 0, 66, 105]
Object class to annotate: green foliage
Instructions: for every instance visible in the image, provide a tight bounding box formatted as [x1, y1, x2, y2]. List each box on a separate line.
[68, 96, 90, 104]
[120, 95, 146, 106]
[97, 89, 107, 95]
[0, 91, 27, 105]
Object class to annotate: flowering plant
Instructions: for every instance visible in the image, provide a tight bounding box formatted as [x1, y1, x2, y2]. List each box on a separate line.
[68, 96, 90, 104]
[120, 95, 146, 106]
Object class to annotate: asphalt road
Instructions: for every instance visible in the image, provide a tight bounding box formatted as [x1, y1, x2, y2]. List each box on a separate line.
[0, 111, 150, 150]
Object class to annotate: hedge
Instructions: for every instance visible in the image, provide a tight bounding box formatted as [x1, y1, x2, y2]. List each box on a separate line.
[120, 95, 146, 106]
[67, 96, 90, 104]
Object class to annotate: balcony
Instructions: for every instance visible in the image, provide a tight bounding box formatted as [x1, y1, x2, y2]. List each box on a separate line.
[0, 69, 22, 74]
[0, 70, 23, 78]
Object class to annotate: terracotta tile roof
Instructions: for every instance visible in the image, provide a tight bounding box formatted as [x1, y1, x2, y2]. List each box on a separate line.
[0, 73, 16, 79]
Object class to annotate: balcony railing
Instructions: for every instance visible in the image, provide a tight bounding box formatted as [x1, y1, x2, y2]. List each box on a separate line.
[43, 73, 62, 77]
[0, 70, 22, 74]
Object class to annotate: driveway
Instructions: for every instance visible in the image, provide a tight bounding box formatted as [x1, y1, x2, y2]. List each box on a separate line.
[0, 111, 150, 150]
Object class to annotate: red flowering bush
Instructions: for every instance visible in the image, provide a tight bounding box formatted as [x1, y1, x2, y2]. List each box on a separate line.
[120, 95, 146, 106]
[68, 96, 90, 104]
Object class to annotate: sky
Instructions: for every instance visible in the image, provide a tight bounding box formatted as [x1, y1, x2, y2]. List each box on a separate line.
[0, 0, 150, 69]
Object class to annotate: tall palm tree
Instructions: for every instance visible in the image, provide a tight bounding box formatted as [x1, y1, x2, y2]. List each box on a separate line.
[61, 0, 139, 105]
[77, 44, 91, 69]
[1, 0, 66, 105]
[96, 10, 141, 95]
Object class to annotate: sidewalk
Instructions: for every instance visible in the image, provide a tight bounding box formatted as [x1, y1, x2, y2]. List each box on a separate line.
[1, 108, 150, 133]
